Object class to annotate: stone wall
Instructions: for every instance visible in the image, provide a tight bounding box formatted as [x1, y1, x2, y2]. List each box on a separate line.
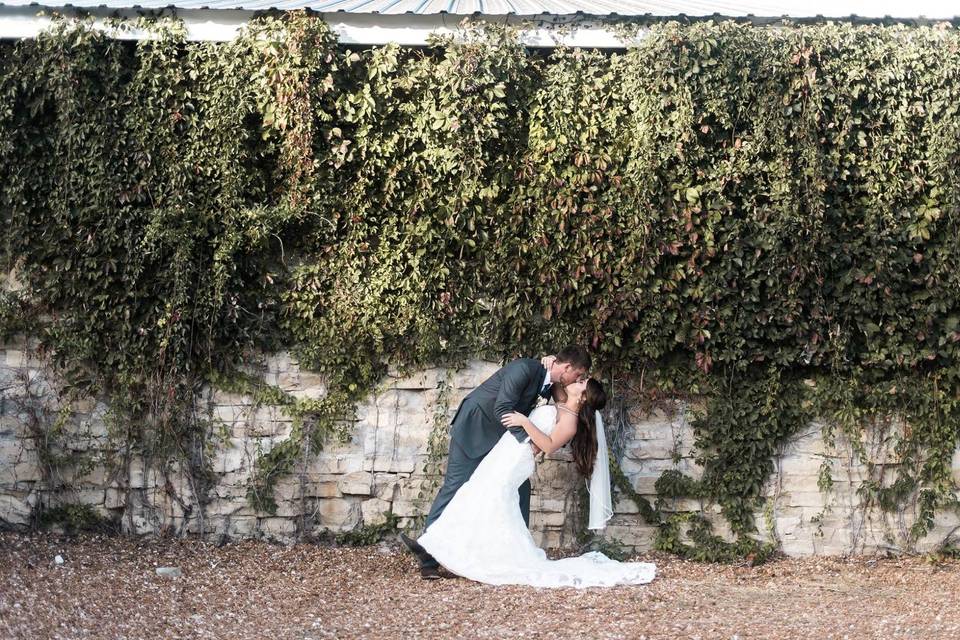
[2, 333, 959, 555]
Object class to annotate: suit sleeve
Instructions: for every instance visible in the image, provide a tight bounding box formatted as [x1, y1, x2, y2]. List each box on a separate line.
[494, 360, 543, 442]
[494, 360, 534, 419]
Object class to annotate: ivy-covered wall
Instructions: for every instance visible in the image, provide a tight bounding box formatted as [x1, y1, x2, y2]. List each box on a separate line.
[1, 14, 959, 558]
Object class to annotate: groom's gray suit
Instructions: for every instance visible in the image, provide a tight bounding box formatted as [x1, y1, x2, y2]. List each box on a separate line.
[425, 358, 549, 532]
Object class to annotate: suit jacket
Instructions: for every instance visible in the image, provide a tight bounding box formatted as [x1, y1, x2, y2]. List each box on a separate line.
[449, 358, 548, 459]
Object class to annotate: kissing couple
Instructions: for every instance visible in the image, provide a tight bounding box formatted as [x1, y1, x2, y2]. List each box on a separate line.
[401, 346, 656, 588]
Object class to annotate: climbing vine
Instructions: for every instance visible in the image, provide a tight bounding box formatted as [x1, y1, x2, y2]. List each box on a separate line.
[1, 15, 959, 556]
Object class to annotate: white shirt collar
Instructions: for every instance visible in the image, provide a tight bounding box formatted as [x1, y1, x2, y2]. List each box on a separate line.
[542, 369, 551, 388]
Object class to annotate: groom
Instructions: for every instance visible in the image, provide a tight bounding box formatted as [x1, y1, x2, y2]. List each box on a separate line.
[401, 345, 591, 579]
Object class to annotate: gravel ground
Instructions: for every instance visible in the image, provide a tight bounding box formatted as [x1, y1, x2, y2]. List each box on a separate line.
[1, 531, 958, 640]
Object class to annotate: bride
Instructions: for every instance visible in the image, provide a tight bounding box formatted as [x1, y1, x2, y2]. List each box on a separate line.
[415, 377, 656, 588]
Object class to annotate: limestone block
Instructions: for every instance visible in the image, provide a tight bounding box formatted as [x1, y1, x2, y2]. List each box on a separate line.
[370, 423, 417, 474]
[646, 406, 675, 422]
[316, 498, 358, 530]
[776, 453, 826, 477]
[206, 498, 249, 518]
[618, 473, 659, 496]
[784, 491, 829, 508]
[613, 496, 640, 515]
[530, 496, 566, 513]
[533, 459, 577, 487]
[212, 439, 248, 474]
[361, 498, 393, 525]
[320, 433, 361, 455]
[833, 464, 873, 485]
[392, 477, 430, 505]
[806, 514, 853, 538]
[771, 513, 805, 536]
[260, 517, 297, 538]
[530, 528, 564, 549]
[813, 532, 856, 556]
[780, 536, 816, 557]
[2, 459, 42, 484]
[784, 425, 830, 457]
[388, 369, 443, 390]
[627, 438, 680, 461]
[396, 390, 427, 412]
[309, 453, 365, 475]
[619, 456, 701, 477]
[914, 512, 960, 550]
[446, 390, 470, 412]
[531, 511, 567, 528]
[275, 368, 301, 390]
[280, 370, 327, 400]
[5, 350, 44, 368]
[128, 458, 159, 489]
[337, 471, 373, 496]
[778, 473, 829, 494]
[657, 497, 705, 513]
[250, 408, 294, 437]
[264, 352, 295, 375]
[607, 512, 644, 528]
[0, 413, 18, 435]
[544, 447, 574, 463]
[227, 516, 258, 537]
[629, 422, 679, 441]
[104, 488, 126, 510]
[250, 404, 288, 423]
[64, 433, 108, 455]
[209, 390, 254, 407]
[213, 404, 248, 424]
[529, 528, 546, 547]
[125, 514, 154, 535]
[454, 361, 500, 389]
[599, 523, 658, 551]
[0, 493, 33, 526]
[272, 499, 306, 518]
[218, 472, 251, 492]
[9, 432, 40, 452]
[390, 499, 425, 518]
[373, 474, 400, 501]
[537, 529, 564, 550]
[307, 481, 342, 499]
[76, 465, 108, 486]
[395, 413, 433, 446]
[272, 480, 302, 503]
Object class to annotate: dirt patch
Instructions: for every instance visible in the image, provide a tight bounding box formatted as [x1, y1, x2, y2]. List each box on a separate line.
[1, 532, 958, 639]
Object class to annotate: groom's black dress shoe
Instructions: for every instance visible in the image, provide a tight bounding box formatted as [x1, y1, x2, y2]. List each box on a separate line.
[399, 533, 442, 580]
[419, 565, 442, 580]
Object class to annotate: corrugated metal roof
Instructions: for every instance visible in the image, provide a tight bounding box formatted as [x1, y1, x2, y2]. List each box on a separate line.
[0, 0, 956, 19]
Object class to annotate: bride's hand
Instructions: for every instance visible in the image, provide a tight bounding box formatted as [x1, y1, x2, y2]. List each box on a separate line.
[540, 355, 556, 369]
[500, 412, 530, 428]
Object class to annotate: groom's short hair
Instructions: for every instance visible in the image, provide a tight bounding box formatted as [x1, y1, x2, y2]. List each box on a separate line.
[556, 345, 591, 371]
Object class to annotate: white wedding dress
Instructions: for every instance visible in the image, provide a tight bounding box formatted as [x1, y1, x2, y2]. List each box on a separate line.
[418, 405, 656, 588]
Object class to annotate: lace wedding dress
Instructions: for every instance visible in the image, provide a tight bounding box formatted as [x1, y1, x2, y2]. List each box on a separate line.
[418, 405, 656, 588]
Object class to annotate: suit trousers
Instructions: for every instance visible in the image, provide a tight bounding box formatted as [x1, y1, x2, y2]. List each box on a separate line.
[422, 438, 531, 568]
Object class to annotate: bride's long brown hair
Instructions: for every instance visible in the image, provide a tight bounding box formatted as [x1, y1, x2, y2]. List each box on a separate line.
[570, 379, 607, 478]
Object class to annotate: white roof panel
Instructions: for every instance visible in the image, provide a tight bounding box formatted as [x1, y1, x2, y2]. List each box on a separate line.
[0, 0, 956, 19]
